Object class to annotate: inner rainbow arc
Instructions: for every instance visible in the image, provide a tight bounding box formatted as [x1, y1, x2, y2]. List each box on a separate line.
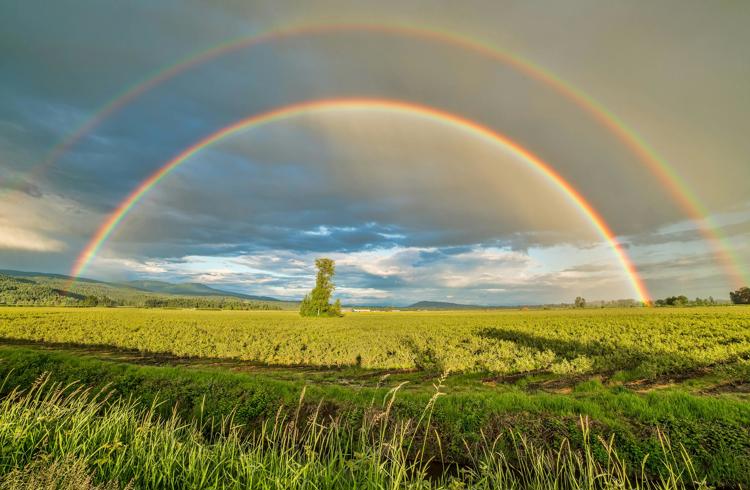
[69, 97, 652, 304]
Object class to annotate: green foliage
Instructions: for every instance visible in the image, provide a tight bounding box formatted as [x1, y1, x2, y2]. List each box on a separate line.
[80, 295, 119, 307]
[730, 286, 750, 304]
[0, 456, 125, 490]
[142, 296, 281, 310]
[653, 295, 725, 307]
[655, 295, 689, 307]
[1, 307, 749, 377]
[0, 274, 284, 310]
[0, 274, 81, 306]
[299, 258, 342, 317]
[0, 345, 748, 486]
[0, 373, 726, 489]
[574, 296, 586, 308]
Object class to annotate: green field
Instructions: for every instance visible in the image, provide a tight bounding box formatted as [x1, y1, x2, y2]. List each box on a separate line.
[2, 307, 749, 376]
[0, 306, 748, 488]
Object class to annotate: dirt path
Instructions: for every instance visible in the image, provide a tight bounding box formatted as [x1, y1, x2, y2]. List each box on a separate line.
[0, 337, 416, 387]
[1, 337, 747, 396]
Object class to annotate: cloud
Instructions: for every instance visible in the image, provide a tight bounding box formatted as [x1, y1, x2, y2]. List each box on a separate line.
[0, 226, 64, 252]
[627, 210, 750, 247]
[0, 187, 100, 255]
[1, 1, 749, 301]
[83, 241, 638, 305]
[0, 176, 42, 198]
[90, 113, 607, 265]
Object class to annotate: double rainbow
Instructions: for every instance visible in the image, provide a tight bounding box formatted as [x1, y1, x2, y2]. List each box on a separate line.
[23, 21, 738, 296]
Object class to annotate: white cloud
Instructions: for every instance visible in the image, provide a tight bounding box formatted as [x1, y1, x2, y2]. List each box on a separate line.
[0, 225, 65, 252]
[82, 240, 639, 304]
[89, 257, 168, 275]
[0, 190, 91, 253]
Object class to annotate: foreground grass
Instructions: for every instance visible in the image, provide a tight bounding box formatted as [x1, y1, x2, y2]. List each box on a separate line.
[0, 345, 748, 486]
[0, 375, 716, 490]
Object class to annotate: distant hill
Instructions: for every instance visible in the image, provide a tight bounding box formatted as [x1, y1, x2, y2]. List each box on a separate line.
[0, 269, 107, 284]
[122, 280, 279, 302]
[407, 300, 489, 310]
[0, 270, 291, 309]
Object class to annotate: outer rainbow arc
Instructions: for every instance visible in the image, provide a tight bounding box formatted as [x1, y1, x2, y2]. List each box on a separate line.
[69, 98, 652, 304]
[17, 22, 745, 286]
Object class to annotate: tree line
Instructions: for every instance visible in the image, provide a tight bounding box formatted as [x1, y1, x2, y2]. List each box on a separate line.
[0, 274, 282, 310]
[143, 297, 281, 310]
[571, 286, 750, 308]
[654, 287, 750, 306]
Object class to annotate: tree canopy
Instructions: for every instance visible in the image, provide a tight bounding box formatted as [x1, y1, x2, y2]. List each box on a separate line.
[299, 258, 342, 317]
[730, 287, 750, 304]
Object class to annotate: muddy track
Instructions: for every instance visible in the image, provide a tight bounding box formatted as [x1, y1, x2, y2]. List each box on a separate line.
[0, 337, 414, 386]
[483, 363, 748, 395]
[1, 337, 747, 395]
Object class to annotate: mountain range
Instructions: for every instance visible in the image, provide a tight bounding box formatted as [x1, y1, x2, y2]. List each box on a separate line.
[121, 279, 279, 302]
[0, 269, 290, 308]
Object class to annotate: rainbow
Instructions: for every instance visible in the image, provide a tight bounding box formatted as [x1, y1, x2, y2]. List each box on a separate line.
[15, 22, 746, 286]
[70, 98, 652, 303]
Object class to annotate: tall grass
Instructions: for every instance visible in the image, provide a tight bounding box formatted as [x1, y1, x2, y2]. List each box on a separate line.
[0, 374, 712, 489]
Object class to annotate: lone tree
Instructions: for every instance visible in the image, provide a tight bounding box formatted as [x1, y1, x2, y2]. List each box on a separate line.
[300, 258, 342, 317]
[730, 287, 750, 304]
[574, 296, 586, 308]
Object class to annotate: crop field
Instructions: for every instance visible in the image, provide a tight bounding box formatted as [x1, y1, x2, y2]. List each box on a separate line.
[1, 307, 749, 377]
[0, 306, 749, 488]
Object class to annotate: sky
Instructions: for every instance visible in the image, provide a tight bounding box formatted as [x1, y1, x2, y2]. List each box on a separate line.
[1, 0, 749, 305]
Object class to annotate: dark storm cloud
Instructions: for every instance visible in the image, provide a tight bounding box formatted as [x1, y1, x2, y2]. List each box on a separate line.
[0, 9, 683, 228]
[627, 218, 750, 247]
[91, 127, 591, 260]
[0, 176, 42, 198]
[636, 254, 721, 275]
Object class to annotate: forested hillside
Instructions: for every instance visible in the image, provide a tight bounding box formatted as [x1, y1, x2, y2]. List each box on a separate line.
[0, 272, 292, 310]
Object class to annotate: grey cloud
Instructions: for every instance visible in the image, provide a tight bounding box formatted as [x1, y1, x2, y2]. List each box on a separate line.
[561, 263, 617, 274]
[627, 219, 750, 247]
[0, 176, 42, 198]
[2, 0, 749, 302]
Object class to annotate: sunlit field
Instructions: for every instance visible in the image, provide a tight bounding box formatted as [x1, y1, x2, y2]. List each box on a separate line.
[2, 307, 750, 376]
[0, 306, 748, 488]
